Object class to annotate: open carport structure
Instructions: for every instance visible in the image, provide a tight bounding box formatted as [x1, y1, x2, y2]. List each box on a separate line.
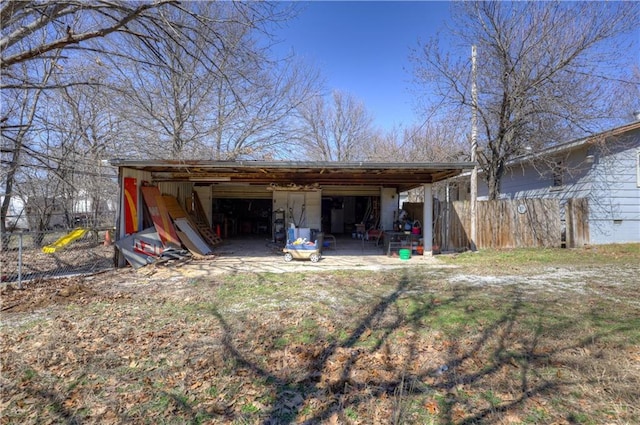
[109, 160, 474, 262]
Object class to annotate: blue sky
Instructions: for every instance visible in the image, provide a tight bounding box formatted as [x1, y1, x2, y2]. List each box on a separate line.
[273, 1, 453, 132]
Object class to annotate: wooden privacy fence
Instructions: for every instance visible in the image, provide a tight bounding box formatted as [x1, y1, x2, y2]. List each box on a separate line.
[564, 198, 590, 248]
[434, 198, 590, 251]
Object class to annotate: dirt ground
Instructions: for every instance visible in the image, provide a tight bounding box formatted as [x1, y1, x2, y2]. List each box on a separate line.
[0, 237, 442, 314]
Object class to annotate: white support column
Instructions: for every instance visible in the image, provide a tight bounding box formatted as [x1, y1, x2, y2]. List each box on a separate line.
[422, 184, 433, 256]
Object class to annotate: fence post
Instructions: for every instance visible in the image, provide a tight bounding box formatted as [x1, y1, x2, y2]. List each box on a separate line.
[18, 232, 23, 289]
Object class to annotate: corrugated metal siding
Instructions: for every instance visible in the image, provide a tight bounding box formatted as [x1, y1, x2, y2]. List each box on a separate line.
[121, 168, 152, 182]
[158, 182, 193, 207]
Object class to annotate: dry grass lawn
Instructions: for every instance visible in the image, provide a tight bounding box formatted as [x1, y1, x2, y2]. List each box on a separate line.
[1, 244, 639, 424]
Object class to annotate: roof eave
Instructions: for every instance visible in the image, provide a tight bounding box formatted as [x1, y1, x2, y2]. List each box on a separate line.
[109, 159, 475, 171]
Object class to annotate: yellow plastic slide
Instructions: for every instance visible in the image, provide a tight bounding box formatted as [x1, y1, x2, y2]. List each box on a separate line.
[42, 228, 88, 253]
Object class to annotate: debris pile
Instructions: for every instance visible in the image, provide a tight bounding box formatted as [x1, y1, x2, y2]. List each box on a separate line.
[115, 186, 221, 269]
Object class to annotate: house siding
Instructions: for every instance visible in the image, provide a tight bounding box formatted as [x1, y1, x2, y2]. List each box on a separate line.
[482, 146, 593, 203]
[588, 134, 640, 244]
[470, 125, 640, 245]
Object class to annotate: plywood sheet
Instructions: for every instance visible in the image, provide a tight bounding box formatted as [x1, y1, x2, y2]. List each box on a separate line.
[141, 186, 181, 248]
[176, 230, 207, 258]
[161, 195, 189, 220]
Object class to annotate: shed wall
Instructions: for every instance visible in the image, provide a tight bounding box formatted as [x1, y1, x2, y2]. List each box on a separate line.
[193, 186, 213, 226]
[157, 182, 194, 208]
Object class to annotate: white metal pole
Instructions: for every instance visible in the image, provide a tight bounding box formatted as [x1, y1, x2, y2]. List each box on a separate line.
[470, 45, 478, 251]
[422, 184, 433, 256]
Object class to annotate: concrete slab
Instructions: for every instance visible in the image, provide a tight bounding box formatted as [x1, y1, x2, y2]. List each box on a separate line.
[173, 235, 440, 277]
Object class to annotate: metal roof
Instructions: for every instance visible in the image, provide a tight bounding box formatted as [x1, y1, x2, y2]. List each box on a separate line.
[109, 160, 475, 192]
[507, 120, 640, 166]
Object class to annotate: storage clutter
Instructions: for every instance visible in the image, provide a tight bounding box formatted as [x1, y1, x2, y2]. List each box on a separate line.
[282, 237, 321, 262]
[283, 226, 322, 262]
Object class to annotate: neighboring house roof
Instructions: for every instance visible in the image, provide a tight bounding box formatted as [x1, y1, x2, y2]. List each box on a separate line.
[109, 160, 475, 193]
[451, 120, 640, 180]
[508, 120, 640, 166]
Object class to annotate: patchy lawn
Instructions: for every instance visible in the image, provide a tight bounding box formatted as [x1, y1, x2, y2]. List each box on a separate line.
[1, 245, 639, 424]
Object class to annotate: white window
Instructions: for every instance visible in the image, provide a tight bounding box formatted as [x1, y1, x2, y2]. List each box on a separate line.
[552, 161, 564, 188]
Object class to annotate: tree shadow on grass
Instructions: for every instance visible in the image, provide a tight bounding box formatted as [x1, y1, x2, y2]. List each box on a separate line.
[206, 272, 413, 423]
[206, 271, 634, 425]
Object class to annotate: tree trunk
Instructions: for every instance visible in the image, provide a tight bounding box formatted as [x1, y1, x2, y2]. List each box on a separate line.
[486, 157, 505, 201]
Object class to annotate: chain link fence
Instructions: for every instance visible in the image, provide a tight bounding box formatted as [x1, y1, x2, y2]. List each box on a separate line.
[1, 229, 115, 288]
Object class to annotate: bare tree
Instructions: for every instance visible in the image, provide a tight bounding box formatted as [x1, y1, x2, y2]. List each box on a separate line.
[48, 80, 119, 227]
[363, 119, 467, 163]
[110, 2, 320, 160]
[1, 0, 316, 231]
[295, 90, 374, 161]
[0, 1, 184, 85]
[1, 0, 180, 231]
[1, 56, 59, 234]
[411, 1, 640, 199]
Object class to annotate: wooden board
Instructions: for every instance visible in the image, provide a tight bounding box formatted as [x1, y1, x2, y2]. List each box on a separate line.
[141, 186, 181, 248]
[192, 191, 223, 246]
[565, 198, 590, 248]
[438, 199, 561, 250]
[174, 218, 213, 255]
[163, 194, 216, 250]
[161, 195, 188, 220]
[176, 231, 206, 258]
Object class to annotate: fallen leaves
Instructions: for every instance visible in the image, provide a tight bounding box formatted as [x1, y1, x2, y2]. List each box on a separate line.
[1, 266, 639, 424]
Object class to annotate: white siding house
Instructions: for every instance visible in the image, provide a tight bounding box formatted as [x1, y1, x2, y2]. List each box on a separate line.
[453, 120, 640, 245]
[0, 195, 28, 230]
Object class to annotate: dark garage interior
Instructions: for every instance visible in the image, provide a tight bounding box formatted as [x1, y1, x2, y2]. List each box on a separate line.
[210, 196, 378, 240]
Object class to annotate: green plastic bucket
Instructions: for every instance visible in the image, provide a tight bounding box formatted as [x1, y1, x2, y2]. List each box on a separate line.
[399, 248, 411, 260]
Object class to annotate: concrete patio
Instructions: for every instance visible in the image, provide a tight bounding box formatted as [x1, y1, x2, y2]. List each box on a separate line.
[174, 234, 441, 277]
